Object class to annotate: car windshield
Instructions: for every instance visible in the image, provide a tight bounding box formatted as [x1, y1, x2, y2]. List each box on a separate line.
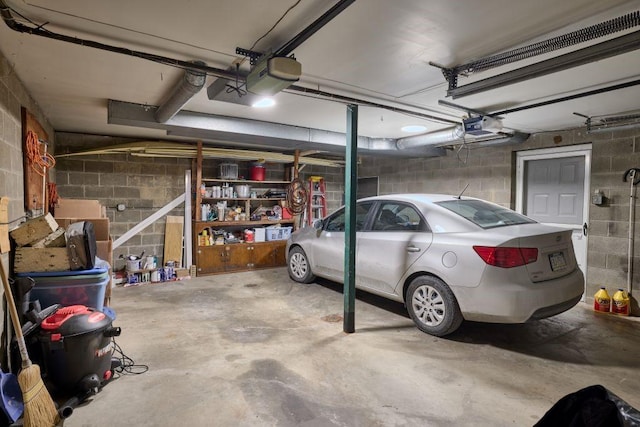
[436, 199, 536, 229]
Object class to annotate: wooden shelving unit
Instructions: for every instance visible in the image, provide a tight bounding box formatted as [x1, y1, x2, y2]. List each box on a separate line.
[193, 146, 296, 276]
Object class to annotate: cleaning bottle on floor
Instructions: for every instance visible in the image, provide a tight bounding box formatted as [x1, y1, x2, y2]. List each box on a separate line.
[593, 287, 611, 313]
[612, 289, 630, 316]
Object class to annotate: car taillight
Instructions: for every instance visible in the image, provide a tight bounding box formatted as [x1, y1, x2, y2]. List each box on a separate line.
[473, 246, 538, 268]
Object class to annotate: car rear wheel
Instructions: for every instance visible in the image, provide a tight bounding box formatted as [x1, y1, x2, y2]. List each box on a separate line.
[406, 276, 463, 337]
[288, 246, 316, 283]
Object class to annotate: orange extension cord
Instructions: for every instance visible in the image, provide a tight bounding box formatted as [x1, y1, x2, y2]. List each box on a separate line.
[47, 182, 59, 213]
[26, 130, 56, 176]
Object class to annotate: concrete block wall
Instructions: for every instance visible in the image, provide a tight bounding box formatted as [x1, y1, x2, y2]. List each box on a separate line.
[0, 49, 54, 226]
[587, 130, 640, 313]
[360, 146, 514, 207]
[55, 133, 189, 269]
[1, 48, 53, 320]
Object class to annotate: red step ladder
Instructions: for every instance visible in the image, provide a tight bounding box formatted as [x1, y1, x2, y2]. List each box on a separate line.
[307, 176, 327, 225]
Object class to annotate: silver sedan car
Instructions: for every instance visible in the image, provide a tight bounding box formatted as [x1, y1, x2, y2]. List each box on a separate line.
[286, 194, 584, 336]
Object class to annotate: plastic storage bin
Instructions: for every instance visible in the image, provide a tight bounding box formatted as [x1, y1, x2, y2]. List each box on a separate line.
[265, 226, 293, 241]
[219, 163, 238, 180]
[17, 267, 109, 311]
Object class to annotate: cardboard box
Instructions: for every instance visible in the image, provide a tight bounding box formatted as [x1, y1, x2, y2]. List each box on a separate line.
[14, 247, 69, 273]
[96, 238, 113, 266]
[55, 218, 110, 241]
[254, 227, 266, 242]
[104, 271, 113, 307]
[175, 268, 190, 278]
[10, 213, 59, 247]
[54, 198, 105, 219]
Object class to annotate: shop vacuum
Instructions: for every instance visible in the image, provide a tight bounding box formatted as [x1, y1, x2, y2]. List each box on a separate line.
[10, 303, 122, 422]
[37, 305, 121, 395]
[3, 278, 123, 424]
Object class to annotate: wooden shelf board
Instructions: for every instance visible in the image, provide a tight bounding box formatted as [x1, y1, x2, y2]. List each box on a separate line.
[202, 178, 291, 185]
[197, 240, 287, 248]
[195, 219, 294, 227]
[201, 197, 285, 202]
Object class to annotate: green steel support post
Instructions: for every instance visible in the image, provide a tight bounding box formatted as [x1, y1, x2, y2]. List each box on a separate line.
[344, 104, 358, 333]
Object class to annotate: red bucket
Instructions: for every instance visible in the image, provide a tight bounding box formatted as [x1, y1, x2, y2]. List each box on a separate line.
[250, 164, 265, 181]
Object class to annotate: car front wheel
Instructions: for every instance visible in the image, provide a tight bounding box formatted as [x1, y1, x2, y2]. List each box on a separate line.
[288, 246, 316, 283]
[406, 276, 463, 337]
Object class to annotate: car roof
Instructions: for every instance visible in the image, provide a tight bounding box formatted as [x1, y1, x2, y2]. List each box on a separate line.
[358, 193, 480, 205]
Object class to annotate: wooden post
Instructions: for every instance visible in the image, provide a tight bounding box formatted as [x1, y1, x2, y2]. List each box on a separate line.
[195, 140, 203, 221]
[293, 149, 300, 179]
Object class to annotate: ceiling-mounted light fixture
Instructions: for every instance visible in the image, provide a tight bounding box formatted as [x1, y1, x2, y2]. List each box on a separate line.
[252, 98, 276, 108]
[401, 125, 427, 133]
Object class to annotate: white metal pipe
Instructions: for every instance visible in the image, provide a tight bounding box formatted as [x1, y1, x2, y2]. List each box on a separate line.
[628, 169, 636, 294]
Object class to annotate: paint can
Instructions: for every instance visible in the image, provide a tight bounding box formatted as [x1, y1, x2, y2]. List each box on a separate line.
[151, 270, 160, 283]
[126, 259, 141, 272]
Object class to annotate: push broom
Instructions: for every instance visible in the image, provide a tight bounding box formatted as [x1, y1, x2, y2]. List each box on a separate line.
[0, 257, 58, 427]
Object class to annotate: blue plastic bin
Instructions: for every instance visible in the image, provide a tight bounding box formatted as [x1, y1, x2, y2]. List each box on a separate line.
[17, 267, 109, 312]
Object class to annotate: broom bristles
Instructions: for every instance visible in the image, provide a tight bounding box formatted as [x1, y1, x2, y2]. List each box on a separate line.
[17, 364, 59, 427]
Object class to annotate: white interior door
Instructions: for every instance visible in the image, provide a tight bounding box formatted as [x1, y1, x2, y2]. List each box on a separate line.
[516, 145, 591, 295]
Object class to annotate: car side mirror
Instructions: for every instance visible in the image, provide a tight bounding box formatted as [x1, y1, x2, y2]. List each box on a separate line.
[313, 219, 323, 230]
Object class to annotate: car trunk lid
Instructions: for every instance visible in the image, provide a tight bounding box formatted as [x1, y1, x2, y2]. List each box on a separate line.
[499, 226, 577, 282]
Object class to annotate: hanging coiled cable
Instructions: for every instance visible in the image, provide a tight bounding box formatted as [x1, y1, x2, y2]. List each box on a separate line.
[286, 178, 308, 215]
[26, 130, 55, 176]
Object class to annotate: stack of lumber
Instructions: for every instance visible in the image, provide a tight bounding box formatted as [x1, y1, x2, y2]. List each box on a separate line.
[11, 214, 69, 273]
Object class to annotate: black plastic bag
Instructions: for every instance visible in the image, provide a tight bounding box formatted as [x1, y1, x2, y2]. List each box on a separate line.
[535, 384, 640, 427]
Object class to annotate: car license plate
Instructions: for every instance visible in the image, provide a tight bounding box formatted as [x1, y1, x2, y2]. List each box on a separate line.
[549, 252, 566, 271]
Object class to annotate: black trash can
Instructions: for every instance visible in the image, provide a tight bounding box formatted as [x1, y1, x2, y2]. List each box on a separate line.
[38, 305, 121, 394]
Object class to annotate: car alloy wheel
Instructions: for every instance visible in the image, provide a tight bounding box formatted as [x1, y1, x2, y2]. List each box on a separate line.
[412, 285, 445, 326]
[288, 247, 316, 283]
[406, 276, 463, 337]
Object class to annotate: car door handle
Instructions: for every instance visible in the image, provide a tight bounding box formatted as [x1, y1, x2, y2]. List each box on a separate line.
[406, 246, 421, 253]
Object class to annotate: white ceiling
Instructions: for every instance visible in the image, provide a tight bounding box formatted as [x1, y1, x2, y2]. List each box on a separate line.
[1, 0, 639, 156]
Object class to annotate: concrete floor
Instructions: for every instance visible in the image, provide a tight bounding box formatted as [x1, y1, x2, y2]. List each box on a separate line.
[65, 268, 640, 426]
